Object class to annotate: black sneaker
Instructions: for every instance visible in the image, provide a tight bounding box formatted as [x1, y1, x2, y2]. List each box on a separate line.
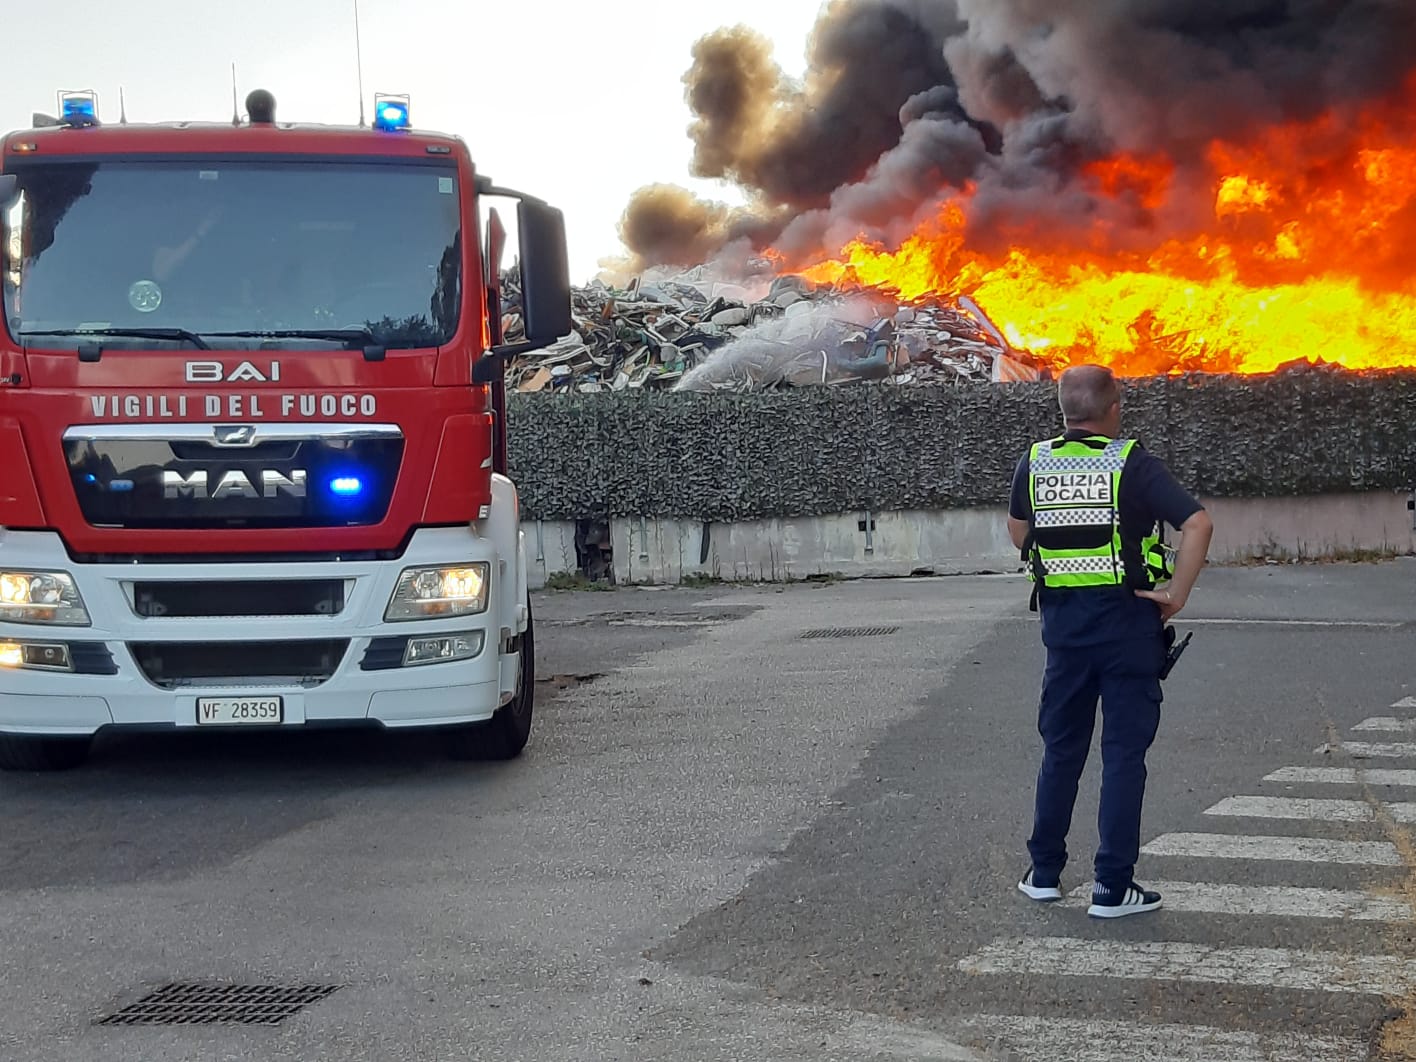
[1017, 868, 1062, 902]
[1087, 881, 1162, 919]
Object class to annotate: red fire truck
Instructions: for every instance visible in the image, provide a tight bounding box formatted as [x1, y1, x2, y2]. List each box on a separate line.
[0, 89, 570, 770]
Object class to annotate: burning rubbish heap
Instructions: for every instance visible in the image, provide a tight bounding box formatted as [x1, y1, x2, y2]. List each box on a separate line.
[604, 2, 1416, 382]
[504, 2, 1416, 393]
[498, 267, 1046, 395]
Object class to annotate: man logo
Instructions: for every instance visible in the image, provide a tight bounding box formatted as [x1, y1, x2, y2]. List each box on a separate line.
[162, 469, 307, 500]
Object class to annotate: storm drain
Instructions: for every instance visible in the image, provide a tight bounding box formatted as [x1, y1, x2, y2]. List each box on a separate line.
[799, 625, 900, 639]
[96, 982, 341, 1027]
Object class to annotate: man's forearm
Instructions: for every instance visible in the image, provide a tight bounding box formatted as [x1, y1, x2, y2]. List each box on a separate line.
[1168, 511, 1214, 602]
[1008, 515, 1030, 551]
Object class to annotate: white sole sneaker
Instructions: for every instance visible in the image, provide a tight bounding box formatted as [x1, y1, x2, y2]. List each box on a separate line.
[1018, 872, 1063, 902]
[1087, 885, 1162, 918]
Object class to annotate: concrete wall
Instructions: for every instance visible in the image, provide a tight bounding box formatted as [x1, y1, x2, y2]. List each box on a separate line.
[524, 518, 584, 589]
[611, 508, 1017, 584]
[509, 371, 1416, 586]
[524, 492, 1416, 588]
[1202, 491, 1415, 562]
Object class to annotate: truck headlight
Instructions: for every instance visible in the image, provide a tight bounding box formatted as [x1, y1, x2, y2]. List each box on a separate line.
[385, 564, 490, 621]
[0, 571, 91, 626]
[0, 641, 73, 672]
[404, 632, 484, 666]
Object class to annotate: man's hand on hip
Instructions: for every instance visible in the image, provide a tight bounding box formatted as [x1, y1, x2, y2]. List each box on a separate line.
[1135, 586, 1184, 622]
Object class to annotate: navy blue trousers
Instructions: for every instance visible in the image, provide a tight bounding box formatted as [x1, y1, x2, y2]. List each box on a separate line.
[1026, 636, 1164, 891]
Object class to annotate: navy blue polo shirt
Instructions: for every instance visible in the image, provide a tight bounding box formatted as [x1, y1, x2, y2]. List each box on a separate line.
[1010, 432, 1204, 649]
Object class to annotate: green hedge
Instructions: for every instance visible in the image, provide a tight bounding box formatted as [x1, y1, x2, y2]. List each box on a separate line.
[506, 370, 1416, 520]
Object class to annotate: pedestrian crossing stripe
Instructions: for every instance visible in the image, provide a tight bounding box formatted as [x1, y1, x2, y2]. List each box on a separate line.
[958, 938, 1414, 995]
[1354, 716, 1416, 731]
[1265, 766, 1416, 786]
[1141, 832, 1402, 864]
[1065, 880, 1411, 921]
[965, 1016, 1367, 1062]
[1205, 794, 1416, 823]
[1316, 740, 1416, 757]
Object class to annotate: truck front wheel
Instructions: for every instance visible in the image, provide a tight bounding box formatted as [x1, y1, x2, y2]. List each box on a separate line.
[0, 735, 91, 772]
[446, 607, 535, 762]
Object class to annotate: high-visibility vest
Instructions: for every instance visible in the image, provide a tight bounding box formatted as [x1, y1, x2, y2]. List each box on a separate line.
[1025, 434, 1172, 591]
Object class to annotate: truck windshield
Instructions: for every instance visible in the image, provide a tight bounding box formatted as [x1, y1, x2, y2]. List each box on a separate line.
[2, 158, 462, 351]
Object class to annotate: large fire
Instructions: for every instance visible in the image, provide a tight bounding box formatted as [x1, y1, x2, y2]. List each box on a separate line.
[790, 77, 1416, 377]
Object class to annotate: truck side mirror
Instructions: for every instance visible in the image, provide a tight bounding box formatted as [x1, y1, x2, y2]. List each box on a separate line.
[0, 175, 17, 209]
[514, 199, 571, 349]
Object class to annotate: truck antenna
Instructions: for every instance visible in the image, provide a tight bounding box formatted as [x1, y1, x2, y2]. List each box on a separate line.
[119, 87, 128, 125]
[231, 63, 241, 125]
[354, 0, 367, 127]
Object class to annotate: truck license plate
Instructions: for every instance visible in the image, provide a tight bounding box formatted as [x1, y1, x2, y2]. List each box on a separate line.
[196, 696, 284, 725]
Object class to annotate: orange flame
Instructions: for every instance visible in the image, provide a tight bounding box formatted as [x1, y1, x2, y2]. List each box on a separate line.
[790, 77, 1416, 376]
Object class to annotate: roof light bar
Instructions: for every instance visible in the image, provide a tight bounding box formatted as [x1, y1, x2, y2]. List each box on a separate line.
[58, 91, 99, 127]
[373, 93, 410, 132]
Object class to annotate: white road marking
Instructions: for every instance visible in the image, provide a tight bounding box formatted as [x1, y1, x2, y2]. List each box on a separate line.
[1141, 832, 1402, 865]
[1065, 880, 1411, 921]
[1265, 767, 1416, 787]
[1392, 697, 1416, 709]
[957, 938, 1413, 995]
[1205, 795, 1416, 823]
[1177, 619, 1404, 628]
[1355, 717, 1416, 732]
[1317, 741, 1416, 758]
[972, 1016, 1368, 1062]
[828, 1015, 985, 1060]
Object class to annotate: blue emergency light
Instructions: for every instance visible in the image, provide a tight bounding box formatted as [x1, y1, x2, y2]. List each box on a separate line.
[329, 476, 364, 497]
[373, 93, 410, 131]
[59, 91, 99, 126]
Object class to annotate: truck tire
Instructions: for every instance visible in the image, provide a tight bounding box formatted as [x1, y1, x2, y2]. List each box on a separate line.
[446, 607, 535, 762]
[0, 735, 91, 772]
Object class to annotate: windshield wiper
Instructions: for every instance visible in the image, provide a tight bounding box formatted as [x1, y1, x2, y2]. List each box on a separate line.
[201, 328, 377, 346]
[21, 327, 211, 351]
[200, 328, 388, 361]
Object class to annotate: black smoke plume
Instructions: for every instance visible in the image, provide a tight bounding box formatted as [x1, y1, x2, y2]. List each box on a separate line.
[615, 0, 1416, 272]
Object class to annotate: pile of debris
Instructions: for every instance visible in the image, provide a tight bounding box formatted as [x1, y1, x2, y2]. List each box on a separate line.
[498, 268, 1048, 395]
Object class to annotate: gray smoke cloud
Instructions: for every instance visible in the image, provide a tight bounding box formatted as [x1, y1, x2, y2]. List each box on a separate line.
[616, 0, 1416, 272]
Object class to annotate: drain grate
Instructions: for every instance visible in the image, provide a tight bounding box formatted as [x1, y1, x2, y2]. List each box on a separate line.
[799, 625, 900, 639]
[96, 983, 341, 1027]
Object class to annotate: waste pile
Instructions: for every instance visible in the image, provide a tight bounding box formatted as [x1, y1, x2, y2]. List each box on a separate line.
[497, 267, 1049, 395]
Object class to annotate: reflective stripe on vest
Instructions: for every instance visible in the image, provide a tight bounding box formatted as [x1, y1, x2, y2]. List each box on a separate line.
[1033, 506, 1115, 528]
[1037, 555, 1122, 575]
[1030, 437, 1132, 475]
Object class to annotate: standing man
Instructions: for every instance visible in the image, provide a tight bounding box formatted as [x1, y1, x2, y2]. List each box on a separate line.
[1007, 365, 1213, 919]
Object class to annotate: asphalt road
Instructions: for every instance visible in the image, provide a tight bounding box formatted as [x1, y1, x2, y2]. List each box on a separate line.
[2, 561, 1415, 1061]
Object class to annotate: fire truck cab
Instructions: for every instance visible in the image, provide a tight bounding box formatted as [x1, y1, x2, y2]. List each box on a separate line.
[0, 89, 571, 770]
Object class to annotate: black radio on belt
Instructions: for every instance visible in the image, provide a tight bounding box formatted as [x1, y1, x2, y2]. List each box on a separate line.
[1160, 626, 1193, 681]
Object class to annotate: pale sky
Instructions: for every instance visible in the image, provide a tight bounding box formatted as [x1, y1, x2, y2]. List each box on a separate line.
[5, 0, 827, 283]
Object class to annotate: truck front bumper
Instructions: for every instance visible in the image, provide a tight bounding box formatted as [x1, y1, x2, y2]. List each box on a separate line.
[0, 528, 518, 738]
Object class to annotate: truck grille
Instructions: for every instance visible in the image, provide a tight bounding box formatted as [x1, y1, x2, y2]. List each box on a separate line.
[70, 642, 119, 675]
[131, 580, 346, 618]
[129, 640, 348, 689]
[63, 424, 403, 531]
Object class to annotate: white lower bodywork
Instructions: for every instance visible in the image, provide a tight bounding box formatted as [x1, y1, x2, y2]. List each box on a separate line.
[0, 474, 529, 738]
